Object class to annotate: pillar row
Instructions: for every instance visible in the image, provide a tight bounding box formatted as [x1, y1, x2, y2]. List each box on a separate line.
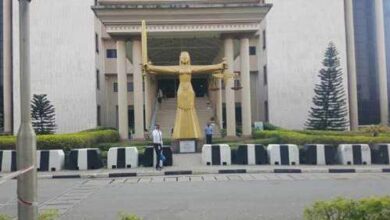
[132, 39, 145, 139]
[216, 79, 223, 129]
[224, 38, 236, 137]
[240, 38, 252, 136]
[374, 0, 389, 125]
[3, 0, 13, 134]
[116, 40, 129, 140]
[344, 0, 359, 130]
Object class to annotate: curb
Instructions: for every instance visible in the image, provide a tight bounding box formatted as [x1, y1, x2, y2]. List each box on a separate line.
[39, 167, 390, 179]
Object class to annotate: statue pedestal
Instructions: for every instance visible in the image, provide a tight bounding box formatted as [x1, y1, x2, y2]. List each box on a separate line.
[172, 139, 203, 153]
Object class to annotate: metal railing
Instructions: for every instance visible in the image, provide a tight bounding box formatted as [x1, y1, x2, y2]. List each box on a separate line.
[149, 95, 160, 135]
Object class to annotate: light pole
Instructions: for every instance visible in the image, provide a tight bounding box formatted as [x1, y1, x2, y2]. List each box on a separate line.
[16, 0, 38, 219]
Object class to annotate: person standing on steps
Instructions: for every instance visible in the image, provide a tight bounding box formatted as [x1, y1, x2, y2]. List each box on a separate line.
[204, 122, 214, 144]
[152, 124, 163, 170]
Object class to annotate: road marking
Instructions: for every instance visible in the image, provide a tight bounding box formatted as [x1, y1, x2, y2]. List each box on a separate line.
[226, 175, 242, 181]
[203, 175, 217, 182]
[178, 176, 190, 182]
[189, 176, 203, 182]
[164, 177, 178, 182]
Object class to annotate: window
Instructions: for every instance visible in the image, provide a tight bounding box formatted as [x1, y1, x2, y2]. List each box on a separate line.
[262, 29, 266, 50]
[97, 105, 101, 126]
[127, 82, 134, 92]
[113, 82, 134, 92]
[264, 100, 269, 122]
[249, 46, 256, 55]
[95, 33, 99, 53]
[106, 49, 117, 58]
[263, 65, 268, 85]
[96, 69, 100, 90]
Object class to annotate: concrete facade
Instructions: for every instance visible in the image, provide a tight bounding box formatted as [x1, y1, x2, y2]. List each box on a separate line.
[12, 0, 98, 133]
[2, 0, 390, 135]
[265, 0, 349, 129]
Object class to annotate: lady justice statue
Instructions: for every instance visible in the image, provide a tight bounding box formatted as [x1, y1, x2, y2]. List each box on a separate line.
[141, 21, 229, 140]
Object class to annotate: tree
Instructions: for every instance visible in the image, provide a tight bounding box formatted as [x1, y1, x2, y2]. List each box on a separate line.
[305, 42, 349, 131]
[31, 94, 56, 134]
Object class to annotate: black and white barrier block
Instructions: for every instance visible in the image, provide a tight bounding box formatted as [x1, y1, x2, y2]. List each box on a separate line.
[107, 147, 138, 169]
[371, 144, 390, 164]
[67, 148, 103, 170]
[267, 144, 300, 165]
[143, 146, 173, 167]
[236, 144, 268, 165]
[337, 144, 371, 165]
[301, 144, 337, 165]
[202, 144, 231, 166]
[0, 150, 17, 172]
[36, 150, 65, 172]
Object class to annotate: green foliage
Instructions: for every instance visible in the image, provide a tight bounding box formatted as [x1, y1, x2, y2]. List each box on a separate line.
[306, 42, 348, 131]
[0, 214, 11, 220]
[119, 212, 142, 220]
[0, 129, 119, 150]
[39, 209, 59, 220]
[31, 94, 56, 134]
[220, 128, 227, 138]
[252, 130, 390, 145]
[263, 122, 280, 130]
[0, 209, 59, 220]
[304, 197, 390, 220]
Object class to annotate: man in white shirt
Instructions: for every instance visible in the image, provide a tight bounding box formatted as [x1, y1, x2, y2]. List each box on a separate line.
[152, 124, 163, 170]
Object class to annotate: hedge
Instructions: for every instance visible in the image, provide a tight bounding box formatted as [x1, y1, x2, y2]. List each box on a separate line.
[253, 130, 390, 145]
[0, 129, 119, 151]
[304, 197, 390, 220]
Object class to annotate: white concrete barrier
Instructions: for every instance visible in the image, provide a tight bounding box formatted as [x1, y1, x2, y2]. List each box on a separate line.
[372, 144, 390, 164]
[107, 147, 138, 169]
[36, 150, 65, 172]
[267, 144, 300, 165]
[0, 150, 17, 172]
[337, 144, 371, 165]
[67, 148, 103, 170]
[236, 144, 268, 165]
[302, 144, 337, 165]
[202, 144, 231, 166]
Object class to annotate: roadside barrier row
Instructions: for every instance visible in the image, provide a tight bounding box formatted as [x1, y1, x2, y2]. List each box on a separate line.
[1, 144, 389, 172]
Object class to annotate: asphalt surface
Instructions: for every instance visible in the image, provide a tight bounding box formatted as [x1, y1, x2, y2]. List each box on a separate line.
[1, 173, 390, 220]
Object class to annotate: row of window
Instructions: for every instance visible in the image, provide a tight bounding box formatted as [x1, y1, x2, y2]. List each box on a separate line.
[105, 46, 262, 59]
[113, 82, 134, 92]
[96, 68, 268, 91]
[96, 66, 268, 91]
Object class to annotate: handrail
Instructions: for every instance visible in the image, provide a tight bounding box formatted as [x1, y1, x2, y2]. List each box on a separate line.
[149, 95, 160, 135]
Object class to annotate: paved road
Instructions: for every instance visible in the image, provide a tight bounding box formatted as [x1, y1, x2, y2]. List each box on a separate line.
[1, 173, 390, 220]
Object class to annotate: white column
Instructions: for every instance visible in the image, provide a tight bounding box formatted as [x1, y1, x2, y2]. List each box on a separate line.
[374, 0, 389, 125]
[216, 79, 223, 128]
[240, 38, 252, 136]
[132, 39, 144, 139]
[344, 0, 359, 130]
[144, 75, 151, 130]
[116, 40, 129, 140]
[224, 37, 236, 137]
[3, 0, 13, 134]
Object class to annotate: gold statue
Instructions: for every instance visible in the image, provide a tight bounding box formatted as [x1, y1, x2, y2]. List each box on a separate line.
[141, 21, 229, 140]
[144, 52, 226, 140]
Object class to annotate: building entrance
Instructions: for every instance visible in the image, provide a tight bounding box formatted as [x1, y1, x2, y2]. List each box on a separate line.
[157, 77, 209, 98]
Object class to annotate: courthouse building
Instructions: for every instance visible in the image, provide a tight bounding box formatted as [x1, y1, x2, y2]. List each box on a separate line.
[1, 0, 390, 139]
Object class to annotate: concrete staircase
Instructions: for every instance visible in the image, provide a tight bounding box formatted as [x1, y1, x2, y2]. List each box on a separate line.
[155, 97, 220, 138]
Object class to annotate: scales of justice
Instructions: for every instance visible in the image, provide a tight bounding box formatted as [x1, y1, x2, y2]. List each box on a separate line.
[141, 21, 235, 151]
